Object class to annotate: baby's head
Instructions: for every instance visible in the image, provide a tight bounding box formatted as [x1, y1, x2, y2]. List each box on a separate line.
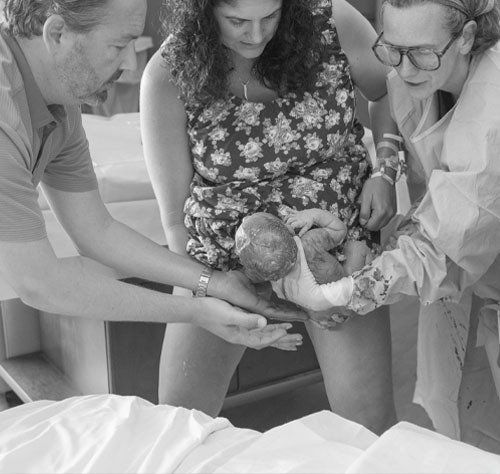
[235, 212, 298, 283]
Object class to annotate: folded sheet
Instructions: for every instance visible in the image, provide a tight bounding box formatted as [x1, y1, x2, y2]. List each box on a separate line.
[346, 422, 500, 473]
[0, 395, 249, 473]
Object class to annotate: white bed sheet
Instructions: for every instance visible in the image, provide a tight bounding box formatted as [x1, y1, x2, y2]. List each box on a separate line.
[0, 395, 499, 474]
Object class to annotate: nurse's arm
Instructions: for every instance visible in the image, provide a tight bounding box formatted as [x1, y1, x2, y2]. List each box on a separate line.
[347, 178, 500, 315]
[332, 0, 398, 230]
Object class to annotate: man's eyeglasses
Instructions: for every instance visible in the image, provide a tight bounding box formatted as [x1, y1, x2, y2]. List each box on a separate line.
[372, 31, 462, 71]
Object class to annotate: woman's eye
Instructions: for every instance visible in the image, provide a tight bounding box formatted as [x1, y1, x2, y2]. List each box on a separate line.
[230, 19, 245, 27]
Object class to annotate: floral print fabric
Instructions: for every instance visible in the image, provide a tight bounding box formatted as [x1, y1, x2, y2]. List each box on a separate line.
[348, 216, 419, 315]
[181, 8, 376, 271]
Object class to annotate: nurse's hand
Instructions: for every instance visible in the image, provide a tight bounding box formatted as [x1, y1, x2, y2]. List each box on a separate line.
[210, 270, 309, 323]
[192, 298, 303, 350]
[359, 176, 397, 230]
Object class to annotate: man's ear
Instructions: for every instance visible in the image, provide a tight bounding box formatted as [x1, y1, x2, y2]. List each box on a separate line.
[42, 15, 70, 53]
[460, 20, 477, 55]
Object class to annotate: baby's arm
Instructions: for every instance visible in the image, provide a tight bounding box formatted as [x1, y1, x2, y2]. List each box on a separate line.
[285, 209, 346, 244]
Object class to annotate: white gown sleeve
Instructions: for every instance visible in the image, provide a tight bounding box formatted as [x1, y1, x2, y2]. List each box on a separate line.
[347, 65, 500, 315]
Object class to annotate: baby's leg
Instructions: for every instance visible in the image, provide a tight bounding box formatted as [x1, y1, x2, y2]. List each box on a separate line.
[301, 229, 344, 283]
[342, 240, 373, 275]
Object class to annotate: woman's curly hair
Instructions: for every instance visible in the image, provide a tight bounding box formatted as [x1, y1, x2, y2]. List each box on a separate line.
[161, 0, 328, 106]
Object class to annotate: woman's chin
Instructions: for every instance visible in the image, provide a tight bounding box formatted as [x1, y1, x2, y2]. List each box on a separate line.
[404, 81, 435, 100]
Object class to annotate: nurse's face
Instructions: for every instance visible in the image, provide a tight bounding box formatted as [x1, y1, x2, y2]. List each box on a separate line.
[214, 0, 282, 60]
[382, 3, 464, 100]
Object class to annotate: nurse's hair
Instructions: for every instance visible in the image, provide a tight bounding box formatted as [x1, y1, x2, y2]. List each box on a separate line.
[382, 0, 500, 55]
[2, 0, 111, 38]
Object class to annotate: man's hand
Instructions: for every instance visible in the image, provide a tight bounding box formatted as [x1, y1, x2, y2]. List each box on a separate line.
[359, 176, 396, 231]
[192, 297, 303, 350]
[209, 269, 309, 322]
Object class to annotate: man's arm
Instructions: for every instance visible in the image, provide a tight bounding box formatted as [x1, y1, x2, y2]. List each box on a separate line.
[0, 236, 303, 349]
[41, 184, 308, 323]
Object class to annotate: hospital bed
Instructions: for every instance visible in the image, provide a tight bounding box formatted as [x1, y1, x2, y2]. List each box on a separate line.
[0, 394, 499, 473]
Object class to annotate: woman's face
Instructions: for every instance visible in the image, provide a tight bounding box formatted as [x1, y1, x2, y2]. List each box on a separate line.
[382, 3, 466, 100]
[214, 0, 282, 60]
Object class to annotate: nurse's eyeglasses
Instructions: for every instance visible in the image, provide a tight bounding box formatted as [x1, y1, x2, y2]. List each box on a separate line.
[372, 31, 462, 71]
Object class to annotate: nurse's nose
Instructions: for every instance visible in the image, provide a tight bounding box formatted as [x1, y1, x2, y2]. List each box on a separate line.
[396, 54, 419, 79]
[397, 54, 418, 80]
[120, 41, 138, 71]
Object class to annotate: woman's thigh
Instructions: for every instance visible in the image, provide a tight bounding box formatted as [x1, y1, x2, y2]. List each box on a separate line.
[307, 306, 396, 434]
[158, 322, 245, 417]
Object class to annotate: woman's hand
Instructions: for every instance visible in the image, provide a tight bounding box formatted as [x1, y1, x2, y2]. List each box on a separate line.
[192, 297, 303, 350]
[209, 269, 309, 323]
[359, 176, 397, 231]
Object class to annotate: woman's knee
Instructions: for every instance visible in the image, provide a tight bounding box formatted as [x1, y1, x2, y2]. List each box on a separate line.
[158, 323, 245, 414]
[309, 307, 396, 432]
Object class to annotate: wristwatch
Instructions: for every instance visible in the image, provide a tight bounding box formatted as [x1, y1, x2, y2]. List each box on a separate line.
[194, 266, 213, 298]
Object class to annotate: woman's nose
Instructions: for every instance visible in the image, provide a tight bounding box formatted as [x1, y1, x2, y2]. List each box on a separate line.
[247, 22, 264, 44]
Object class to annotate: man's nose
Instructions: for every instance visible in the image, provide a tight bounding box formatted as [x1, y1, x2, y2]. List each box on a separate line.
[120, 41, 138, 71]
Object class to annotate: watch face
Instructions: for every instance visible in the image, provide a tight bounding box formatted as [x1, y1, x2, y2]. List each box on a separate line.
[195, 268, 213, 297]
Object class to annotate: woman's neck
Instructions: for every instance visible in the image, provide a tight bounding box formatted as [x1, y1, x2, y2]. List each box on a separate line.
[230, 51, 257, 77]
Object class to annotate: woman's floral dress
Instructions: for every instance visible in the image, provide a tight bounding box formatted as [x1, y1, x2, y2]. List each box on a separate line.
[180, 8, 377, 271]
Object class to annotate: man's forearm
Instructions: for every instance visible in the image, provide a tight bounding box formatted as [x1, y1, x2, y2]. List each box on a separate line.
[77, 218, 203, 291]
[25, 254, 199, 323]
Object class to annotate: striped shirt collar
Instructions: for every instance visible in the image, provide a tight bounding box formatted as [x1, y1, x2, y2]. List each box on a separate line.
[0, 29, 65, 129]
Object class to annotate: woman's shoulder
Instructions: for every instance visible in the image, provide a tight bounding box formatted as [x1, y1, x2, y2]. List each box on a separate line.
[141, 48, 184, 109]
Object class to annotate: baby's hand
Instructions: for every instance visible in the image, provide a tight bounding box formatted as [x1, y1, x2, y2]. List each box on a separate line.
[285, 210, 317, 237]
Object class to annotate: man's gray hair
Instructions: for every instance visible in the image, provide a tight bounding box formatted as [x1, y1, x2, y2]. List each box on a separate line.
[3, 0, 111, 38]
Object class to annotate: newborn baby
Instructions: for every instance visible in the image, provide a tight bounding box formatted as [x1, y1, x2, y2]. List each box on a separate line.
[235, 209, 372, 328]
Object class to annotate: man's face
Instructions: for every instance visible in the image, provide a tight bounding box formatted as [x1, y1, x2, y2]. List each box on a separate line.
[54, 0, 147, 105]
[382, 3, 463, 100]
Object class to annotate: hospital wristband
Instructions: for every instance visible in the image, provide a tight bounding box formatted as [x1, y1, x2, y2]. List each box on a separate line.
[371, 170, 395, 186]
[376, 140, 399, 154]
[194, 266, 213, 297]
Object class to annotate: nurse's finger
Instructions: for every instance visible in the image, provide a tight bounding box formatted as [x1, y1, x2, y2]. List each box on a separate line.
[359, 192, 372, 226]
